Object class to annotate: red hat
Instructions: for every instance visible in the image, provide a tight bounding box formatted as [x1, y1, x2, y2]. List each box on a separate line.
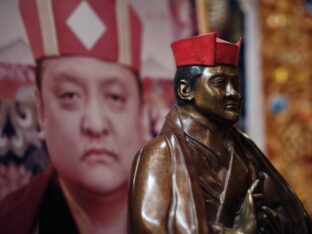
[19, 0, 141, 71]
[171, 32, 242, 67]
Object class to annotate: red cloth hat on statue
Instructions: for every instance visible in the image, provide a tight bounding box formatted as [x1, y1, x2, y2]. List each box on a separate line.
[19, 0, 141, 72]
[171, 32, 242, 67]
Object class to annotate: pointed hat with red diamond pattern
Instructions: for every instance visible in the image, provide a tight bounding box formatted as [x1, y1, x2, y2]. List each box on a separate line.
[19, 0, 141, 71]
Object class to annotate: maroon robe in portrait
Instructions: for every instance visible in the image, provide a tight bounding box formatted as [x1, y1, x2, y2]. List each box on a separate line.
[0, 167, 78, 234]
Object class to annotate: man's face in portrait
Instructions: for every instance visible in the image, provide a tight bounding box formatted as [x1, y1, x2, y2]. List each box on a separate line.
[192, 65, 242, 125]
[36, 56, 144, 194]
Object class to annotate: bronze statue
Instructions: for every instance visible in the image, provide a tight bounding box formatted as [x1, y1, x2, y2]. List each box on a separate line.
[128, 32, 312, 233]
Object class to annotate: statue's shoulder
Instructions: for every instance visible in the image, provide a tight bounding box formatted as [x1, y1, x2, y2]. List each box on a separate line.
[233, 128, 259, 150]
[134, 135, 171, 174]
[138, 134, 172, 162]
[233, 128, 252, 141]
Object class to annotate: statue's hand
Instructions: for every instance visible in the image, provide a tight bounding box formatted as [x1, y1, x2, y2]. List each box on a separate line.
[219, 179, 284, 234]
[232, 179, 259, 234]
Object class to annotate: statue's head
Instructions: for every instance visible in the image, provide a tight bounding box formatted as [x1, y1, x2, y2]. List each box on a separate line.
[171, 33, 242, 126]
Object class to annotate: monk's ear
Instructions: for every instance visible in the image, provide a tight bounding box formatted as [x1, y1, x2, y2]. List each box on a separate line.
[177, 79, 194, 101]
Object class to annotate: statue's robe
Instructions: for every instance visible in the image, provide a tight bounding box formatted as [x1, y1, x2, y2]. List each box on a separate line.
[129, 105, 312, 234]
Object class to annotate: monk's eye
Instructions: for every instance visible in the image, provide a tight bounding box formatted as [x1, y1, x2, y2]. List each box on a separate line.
[58, 91, 82, 110]
[59, 92, 78, 100]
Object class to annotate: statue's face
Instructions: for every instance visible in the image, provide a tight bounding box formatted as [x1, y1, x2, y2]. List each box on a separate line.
[192, 65, 242, 125]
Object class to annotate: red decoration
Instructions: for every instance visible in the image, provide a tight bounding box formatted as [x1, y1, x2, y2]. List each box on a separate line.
[171, 32, 242, 67]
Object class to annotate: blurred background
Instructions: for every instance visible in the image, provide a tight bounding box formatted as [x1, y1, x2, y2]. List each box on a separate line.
[0, 0, 311, 217]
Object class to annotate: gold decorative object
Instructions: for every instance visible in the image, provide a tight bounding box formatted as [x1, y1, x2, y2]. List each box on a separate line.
[260, 0, 312, 217]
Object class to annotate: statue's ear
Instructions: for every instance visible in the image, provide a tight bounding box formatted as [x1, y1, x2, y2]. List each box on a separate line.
[177, 79, 194, 101]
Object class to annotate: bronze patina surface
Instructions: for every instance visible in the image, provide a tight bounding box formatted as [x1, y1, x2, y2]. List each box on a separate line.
[128, 66, 312, 233]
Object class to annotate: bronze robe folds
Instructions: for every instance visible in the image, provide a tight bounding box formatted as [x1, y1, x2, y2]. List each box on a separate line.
[128, 106, 312, 234]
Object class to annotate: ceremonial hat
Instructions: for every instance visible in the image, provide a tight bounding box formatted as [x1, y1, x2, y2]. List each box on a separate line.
[171, 32, 241, 67]
[19, 0, 141, 71]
